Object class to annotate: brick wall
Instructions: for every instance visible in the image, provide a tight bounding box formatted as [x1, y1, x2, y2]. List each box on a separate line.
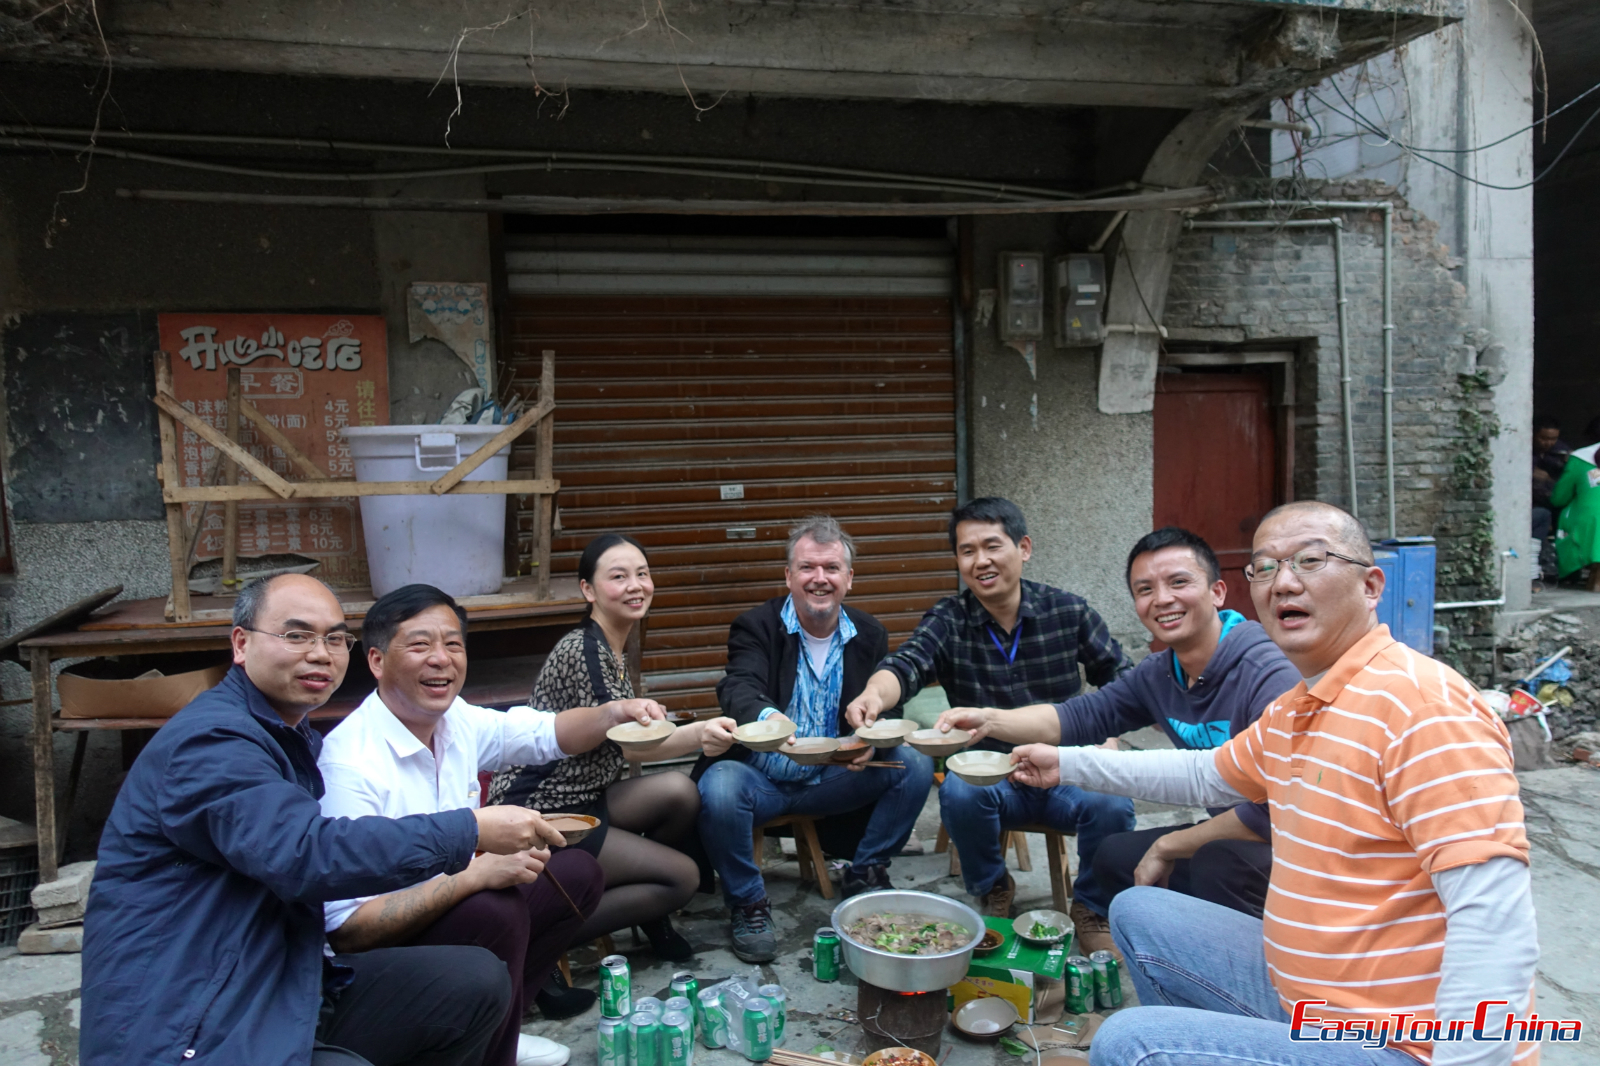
[1163, 181, 1500, 681]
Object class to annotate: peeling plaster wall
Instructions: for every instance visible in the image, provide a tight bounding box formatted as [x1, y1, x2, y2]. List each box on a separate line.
[967, 217, 1152, 652]
[1270, 0, 1535, 610]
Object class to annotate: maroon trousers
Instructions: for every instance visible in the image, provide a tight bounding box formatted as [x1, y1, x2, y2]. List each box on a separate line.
[410, 849, 604, 1066]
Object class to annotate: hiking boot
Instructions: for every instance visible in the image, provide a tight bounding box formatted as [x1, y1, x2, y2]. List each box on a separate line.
[730, 898, 777, 963]
[980, 873, 1016, 918]
[842, 863, 894, 897]
[1071, 900, 1121, 959]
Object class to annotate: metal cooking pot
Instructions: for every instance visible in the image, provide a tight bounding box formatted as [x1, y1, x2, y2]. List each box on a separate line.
[830, 889, 984, 992]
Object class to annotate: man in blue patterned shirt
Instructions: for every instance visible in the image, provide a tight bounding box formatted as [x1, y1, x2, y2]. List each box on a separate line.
[848, 497, 1135, 953]
[699, 517, 935, 962]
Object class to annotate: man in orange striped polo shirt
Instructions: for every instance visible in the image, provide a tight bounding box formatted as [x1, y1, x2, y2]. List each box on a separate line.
[1011, 501, 1539, 1066]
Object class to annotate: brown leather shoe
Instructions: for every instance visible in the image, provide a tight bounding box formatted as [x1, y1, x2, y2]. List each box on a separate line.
[980, 873, 1016, 918]
[1071, 900, 1122, 960]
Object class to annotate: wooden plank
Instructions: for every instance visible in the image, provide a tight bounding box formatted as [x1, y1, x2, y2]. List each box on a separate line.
[31, 647, 57, 883]
[239, 398, 330, 479]
[222, 367, 241, 590]
[536, 350, 555, 600]
[163, 478, 560, 502]
[153, 352, 193, 623]
[153, 393, 297, 499]
[429, 396, 555, 495]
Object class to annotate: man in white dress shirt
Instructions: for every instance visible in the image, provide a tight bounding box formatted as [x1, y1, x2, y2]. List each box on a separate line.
[319, 584, 665, 1066]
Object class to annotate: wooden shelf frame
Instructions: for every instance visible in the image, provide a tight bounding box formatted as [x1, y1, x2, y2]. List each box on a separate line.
[152, 349, 561, 621]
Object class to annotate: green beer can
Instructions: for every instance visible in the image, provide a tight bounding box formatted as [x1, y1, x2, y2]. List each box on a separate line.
[813, 928, 841, 981]
[665, 998, 694, 1042]
[756, 984, 786, 1047]
[629, 1012, 662, 1066]
[600, 955, 632, 1019]
[1064, 955, 1096, 1015]
[741, 997, 774, 1062]
[1089, 949, 1123, 1009]
[695, 988, 727, 1049]
[661, 1009, 695, 1066]
[597, 1016, 628, 1066]
[670, 972, 699, 1003]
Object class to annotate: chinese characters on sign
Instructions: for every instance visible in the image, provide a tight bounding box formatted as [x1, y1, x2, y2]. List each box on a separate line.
[158, 314, 389, 588]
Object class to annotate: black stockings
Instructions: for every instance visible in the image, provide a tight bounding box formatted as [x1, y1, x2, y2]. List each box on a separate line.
[577, 771, 701, 942]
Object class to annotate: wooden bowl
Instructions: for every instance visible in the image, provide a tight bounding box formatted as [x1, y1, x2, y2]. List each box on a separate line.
[907, 727, 974, 758]
[544, 813, 600, 845]
[972, 927, 1006, 956]
[946, 750, 1013, 787]
[854, 718, 917, 748]
[783, 736, 842, 765]
[734, 718, 797, 752]
[830, 737, 871, 762]
[605, 719, 677, 754]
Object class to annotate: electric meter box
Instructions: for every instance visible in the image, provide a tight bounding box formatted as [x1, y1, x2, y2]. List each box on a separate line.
[1055, 254, 1107, 347]
[998, 252, 1044, 341]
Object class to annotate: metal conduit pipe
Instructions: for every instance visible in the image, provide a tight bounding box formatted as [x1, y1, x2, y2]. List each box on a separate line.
[1193, 199, 1397, 535]
[1185, 217, 1359, 519]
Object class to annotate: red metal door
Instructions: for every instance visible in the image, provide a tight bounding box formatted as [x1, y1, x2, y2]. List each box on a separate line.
[1153, 373, 1278, 620]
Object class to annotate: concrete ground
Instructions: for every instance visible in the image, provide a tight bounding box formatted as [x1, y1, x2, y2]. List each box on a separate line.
[3, 761, 1598, 1065]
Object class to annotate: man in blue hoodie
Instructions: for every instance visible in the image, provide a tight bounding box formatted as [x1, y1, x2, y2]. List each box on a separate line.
[936, 527, 1299, 926]
[82, 574, 569, 1066]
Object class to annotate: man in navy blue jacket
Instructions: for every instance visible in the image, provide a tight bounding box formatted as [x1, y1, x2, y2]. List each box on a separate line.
[936, 528, 1300, 925]
[82, 574, 565, 1066]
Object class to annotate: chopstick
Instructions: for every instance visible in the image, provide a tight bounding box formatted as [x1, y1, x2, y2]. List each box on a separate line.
[861, 761, 905, 769]
[542, 868, 588, 921]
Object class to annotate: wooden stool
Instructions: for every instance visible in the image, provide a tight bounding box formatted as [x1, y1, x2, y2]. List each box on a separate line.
[934, 823, 1075, 913]
[754, 814, 834, 900]
[933, 825, 1031, 873]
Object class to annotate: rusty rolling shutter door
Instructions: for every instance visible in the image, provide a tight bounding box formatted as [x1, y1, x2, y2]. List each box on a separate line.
[504, 235, 958, 715]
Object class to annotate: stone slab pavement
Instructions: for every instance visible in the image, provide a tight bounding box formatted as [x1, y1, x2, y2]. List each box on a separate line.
[3, 765, 1598, 1065]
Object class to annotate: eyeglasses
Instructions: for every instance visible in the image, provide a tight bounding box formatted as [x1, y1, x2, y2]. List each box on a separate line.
[1245, 549, 1371, 583]
[242, 628, 354, 652]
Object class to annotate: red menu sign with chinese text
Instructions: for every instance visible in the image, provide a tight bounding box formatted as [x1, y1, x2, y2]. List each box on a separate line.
[157, 313, 388, 588]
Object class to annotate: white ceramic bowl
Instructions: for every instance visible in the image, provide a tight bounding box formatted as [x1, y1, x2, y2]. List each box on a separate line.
[605, 719, 677, 753]
[734, 718, 798, 752]
[946, 749, 1014, 787]
[854, 719, 917, 748]
[1013, 908, 1071, 947]
[906, 727, 974, 758]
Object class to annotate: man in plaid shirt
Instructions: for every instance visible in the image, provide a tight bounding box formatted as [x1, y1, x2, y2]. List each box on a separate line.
[848, 497, 1135, 953]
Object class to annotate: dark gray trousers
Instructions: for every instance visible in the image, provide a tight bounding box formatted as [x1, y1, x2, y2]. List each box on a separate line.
[311, 944, 512, 1066]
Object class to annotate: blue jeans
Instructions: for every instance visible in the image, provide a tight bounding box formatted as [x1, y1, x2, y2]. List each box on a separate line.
[939, 775, 1133, 914]
[697, 747, 935, 907]
[1093, 887, 1418, 1066]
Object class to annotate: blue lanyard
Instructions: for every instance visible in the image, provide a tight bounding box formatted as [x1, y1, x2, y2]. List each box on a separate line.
[987, 621, 1021, 664]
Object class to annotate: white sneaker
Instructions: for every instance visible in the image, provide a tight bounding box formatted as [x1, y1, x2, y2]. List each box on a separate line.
[517, 1033, 571, 1066]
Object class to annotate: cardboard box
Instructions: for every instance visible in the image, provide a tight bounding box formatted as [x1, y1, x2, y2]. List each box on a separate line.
[950, 917, 1070, 1023]
[58, 659, 230, 719]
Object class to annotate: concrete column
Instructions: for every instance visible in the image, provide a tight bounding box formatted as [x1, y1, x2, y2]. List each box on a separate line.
[1465, 0, 1535, 611]
[369, 175, 494, 424]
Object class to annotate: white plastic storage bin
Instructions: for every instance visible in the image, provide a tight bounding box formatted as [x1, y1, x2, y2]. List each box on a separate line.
[343, 425, 510, 599]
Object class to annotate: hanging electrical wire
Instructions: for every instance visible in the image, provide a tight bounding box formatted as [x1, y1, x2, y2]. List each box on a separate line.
[1305, 81, 1600, 191]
